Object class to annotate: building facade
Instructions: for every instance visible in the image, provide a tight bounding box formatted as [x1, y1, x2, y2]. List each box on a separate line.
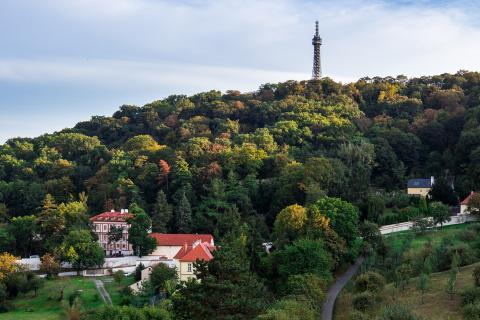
[149, 233, 214, 259]
[149, 233, 215, 281]
[174, 241, 215, 281]
[407, 177, 435, 197]
[460, 192, 476, 215]
[90, 209, 134, 256]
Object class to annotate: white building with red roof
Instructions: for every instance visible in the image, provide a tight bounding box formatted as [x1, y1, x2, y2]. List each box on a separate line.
[149, 233, 214, 259]
[174, 241, 216, 281]
[149, 233, 215, 281]
[90, 209, 133, 256]
[460, 191, 476, 215]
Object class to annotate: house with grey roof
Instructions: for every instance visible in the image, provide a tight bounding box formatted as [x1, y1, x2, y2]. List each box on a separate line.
[407, 176, 434, 197]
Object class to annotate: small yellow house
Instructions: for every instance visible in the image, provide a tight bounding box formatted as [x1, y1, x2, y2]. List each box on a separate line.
[128, 240, 216, 292]
[407, 177, 434, 197]
[174, 242, 215, 281]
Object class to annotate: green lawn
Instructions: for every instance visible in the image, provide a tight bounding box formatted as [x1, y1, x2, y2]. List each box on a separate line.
[384, 223, 469, 251]
[102, 275, 135, 305]
[0, 276, 130, 320]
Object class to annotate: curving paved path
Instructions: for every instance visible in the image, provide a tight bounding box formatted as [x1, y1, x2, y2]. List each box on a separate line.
[94, 279, 112, 305]
[321, 256, 364, 320]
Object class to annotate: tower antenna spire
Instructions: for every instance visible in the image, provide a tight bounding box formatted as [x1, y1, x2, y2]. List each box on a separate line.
[312, 20, 322, 80]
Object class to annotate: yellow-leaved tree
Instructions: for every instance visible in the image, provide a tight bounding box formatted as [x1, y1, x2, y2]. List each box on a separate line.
[274, 204, 307, 245]
[0, 252, 18, 281]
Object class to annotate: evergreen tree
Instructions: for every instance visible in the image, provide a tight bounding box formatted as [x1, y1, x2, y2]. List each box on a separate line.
[429, 176, 457, 206]
[195, 178, 230, 233]
[416, 272, 430, 304]
[175, 191, 192, 233]
[37, 194, 66, 252]
[127, 209, 157, 257]
[151, 190, 172, 233]
[445, 252, 460, 300]
[172, 234, 269, 319]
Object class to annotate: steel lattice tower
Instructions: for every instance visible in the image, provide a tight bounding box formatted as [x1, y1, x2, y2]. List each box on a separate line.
[311, 21, 322, 80]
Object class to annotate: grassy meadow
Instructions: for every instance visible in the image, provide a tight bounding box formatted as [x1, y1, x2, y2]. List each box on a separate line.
[334, 224, 479, 320]
[0, 276, 132, 320]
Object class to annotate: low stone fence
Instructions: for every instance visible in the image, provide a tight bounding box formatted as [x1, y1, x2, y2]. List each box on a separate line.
[380, 214, 478, 235]
[17, 255, 175, 277]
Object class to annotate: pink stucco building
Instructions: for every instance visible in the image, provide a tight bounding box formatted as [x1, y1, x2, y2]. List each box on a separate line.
[90, 209, 134, 256]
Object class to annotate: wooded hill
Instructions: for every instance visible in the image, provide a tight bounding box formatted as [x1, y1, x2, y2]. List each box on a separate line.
[2, 71, 480, 319]
[2, 72, 479, 224]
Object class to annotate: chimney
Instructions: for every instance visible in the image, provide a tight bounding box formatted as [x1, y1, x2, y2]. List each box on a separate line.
[193, 239, 201, 248]
[120, 209, 124, 214]
[110, 209, 115, 212]
[431, 176, 435, 186]
[125, 209, 128, 213]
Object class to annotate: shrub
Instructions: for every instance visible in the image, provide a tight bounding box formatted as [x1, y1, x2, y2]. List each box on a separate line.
[352, 291, 375, 312]
[64, 297, 82, 320]
[113, 270, 125, 283]
[473, 266, 480, 287]
[256, 298, 316, 320]
[466, 223, 480, 234]
[461, 287, 480, 305]
[4, 272, 28, 297]
[460, 229, 477, 242]
[93, 305, 146, 320]
[275, 238, 333, 282]
[40, 253, 61, 279]
[434, 242, 476, 271]
[354, 272, 385, 294]
[134, 263, 145, 282]
[377, 304, 418, 320]
[68, 290, 81, 307]
[463, 301, 480, 320]
[47, 286, 63, 301]
[92, 305, 173, 320]
[411, 217, 433, 235]
[120, 286, 133, 306]
[349, 310, 370, 320]
[149, 263, 178, 293]
[143, 306, 174, 320]
[449, 243, 476, 267]
[285, 273, 325, 311]
[0, 283, 12, 313]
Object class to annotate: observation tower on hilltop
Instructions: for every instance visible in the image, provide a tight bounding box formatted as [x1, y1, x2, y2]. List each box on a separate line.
[312, 21, 322, 80]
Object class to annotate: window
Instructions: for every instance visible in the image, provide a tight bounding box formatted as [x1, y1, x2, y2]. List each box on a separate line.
[187, 263, 192, 272]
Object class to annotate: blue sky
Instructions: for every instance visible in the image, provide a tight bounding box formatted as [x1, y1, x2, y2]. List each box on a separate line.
[1, 0, 480, 143]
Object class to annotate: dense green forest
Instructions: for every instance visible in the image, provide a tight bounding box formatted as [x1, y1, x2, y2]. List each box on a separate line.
[2, 72, 479, 224]
[1, 71, 480, 319]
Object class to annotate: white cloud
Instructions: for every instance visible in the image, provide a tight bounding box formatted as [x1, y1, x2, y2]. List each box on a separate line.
[1, 0, 480, 142]
[2, 0, 480, 79]
[0, 58, 307, 93]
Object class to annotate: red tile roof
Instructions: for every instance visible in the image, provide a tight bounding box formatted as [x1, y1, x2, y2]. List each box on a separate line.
[176, 242, 215, 262]
[461, 191, 476, 205]
[149, 233, 214, 246]
[90, 211, 133, 222]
